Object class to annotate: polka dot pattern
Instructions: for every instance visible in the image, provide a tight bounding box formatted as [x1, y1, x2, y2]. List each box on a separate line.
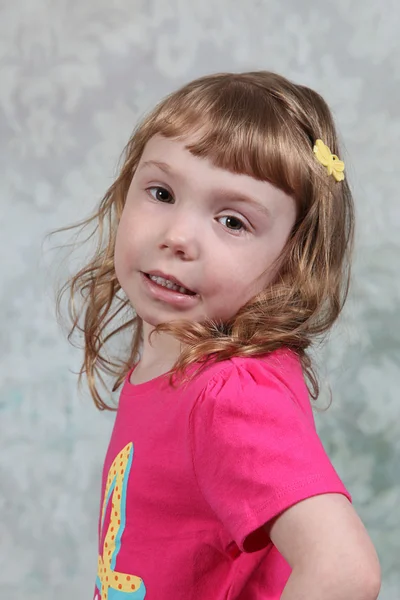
[95, 443, 146, 599]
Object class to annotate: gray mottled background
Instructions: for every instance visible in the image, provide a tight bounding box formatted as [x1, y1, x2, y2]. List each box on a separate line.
[1, 1, 399, 598]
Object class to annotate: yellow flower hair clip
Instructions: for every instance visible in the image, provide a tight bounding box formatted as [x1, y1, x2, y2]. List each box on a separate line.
[313, 139, 345, 182]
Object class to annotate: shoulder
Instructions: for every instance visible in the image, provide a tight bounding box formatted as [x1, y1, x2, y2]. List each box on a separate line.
[190, 348, 312, 424]
[195, 348, 308, 404]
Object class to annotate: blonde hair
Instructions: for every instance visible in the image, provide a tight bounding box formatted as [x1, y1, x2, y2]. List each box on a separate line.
[55, 71, 354, 410]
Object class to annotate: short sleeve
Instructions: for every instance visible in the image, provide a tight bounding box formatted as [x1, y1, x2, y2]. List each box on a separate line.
[190, 354, 352, 552]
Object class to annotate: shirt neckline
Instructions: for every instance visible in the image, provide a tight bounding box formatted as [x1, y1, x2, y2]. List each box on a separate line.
[122, 363, 172, 394]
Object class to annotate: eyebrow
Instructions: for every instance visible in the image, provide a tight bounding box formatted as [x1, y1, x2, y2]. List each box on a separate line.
[139, 160, 272, 219]
[140, 160, 173, 175]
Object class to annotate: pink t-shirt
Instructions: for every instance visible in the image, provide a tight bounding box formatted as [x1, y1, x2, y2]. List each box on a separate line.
[94, 349, 351, 600]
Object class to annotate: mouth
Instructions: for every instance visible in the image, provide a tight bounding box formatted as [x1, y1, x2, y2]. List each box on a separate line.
[143, 272, 197, 296]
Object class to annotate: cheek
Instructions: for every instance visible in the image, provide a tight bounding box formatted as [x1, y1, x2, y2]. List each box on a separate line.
[113, 231, 126, 288]
[114, 218, 136, 279]
[206, 265, 253, 305]
[211, 248, 276, 302]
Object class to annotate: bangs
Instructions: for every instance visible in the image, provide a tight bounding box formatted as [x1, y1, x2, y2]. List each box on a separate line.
[144, 75, 314, 198]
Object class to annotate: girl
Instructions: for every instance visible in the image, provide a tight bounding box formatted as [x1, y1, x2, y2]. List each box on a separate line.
[57, 71, 381, 599]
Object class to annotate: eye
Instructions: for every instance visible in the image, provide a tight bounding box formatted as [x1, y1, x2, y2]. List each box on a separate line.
[147, 186, 174, 203]
[219, 215, 248, 232]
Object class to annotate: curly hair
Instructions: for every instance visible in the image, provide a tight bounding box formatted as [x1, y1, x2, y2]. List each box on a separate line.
[54, 71, 354, 410]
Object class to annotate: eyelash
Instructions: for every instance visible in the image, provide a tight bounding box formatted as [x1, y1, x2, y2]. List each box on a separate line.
[146, 186, 250, 233]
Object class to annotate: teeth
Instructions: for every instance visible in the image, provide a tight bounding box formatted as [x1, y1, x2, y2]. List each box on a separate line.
[149, 275, 192, 295]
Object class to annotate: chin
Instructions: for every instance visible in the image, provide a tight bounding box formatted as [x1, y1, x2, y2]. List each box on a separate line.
[135, 309, 176, 328]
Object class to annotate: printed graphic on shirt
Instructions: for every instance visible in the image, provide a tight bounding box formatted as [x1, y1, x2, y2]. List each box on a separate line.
[95, 442, 146, 600]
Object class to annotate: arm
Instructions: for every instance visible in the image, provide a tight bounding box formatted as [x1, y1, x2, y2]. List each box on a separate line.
[264, 494, 381, 600]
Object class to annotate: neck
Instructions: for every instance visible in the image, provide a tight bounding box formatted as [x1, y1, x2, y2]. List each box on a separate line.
[138, 322, 183, 372]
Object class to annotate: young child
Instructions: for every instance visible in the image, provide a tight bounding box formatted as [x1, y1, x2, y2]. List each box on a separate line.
[58, 71, 381, 599]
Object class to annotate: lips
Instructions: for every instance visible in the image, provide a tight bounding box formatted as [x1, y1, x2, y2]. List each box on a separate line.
[144, 271, 196, 295]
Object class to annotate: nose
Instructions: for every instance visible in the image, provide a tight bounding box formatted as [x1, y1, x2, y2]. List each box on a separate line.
[159, 210, 200, 260]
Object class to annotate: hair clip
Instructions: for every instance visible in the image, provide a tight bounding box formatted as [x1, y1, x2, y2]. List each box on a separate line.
[313, 139, 345, 182]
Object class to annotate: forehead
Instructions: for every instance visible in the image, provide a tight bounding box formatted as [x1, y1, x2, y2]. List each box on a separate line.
[139, 133, 210, 167]
[139, 134, 272, 192]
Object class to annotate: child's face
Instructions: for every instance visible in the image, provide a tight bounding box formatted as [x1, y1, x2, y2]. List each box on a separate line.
[114, 134, 297, 329]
